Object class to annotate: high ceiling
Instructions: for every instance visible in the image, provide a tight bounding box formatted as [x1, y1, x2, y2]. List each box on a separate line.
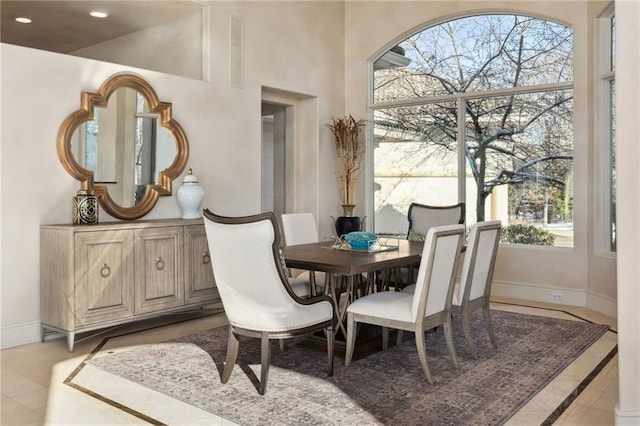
[0, 1, 204, 53]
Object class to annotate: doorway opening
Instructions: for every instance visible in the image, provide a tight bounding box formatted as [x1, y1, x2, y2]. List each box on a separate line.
[261, 87, 319, 234]
[261, 102, 292, 221]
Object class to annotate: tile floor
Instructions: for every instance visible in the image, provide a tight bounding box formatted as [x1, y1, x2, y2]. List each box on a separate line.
[1, 298, 618, 425]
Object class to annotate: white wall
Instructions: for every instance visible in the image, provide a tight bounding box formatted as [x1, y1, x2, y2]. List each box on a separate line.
[0, 1, 345, 348]
[343, 0, 617, 315]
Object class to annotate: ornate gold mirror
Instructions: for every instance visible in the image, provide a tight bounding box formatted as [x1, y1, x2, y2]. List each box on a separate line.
[57, 74, 189, 220]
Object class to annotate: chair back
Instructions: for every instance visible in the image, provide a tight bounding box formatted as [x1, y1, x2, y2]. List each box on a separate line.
[281, 213, 320, 246]
[411, 224, 465, 320]
[456, 220, 501, 304]
[407, 202, 465, 238]
[203, 210, 332, 331]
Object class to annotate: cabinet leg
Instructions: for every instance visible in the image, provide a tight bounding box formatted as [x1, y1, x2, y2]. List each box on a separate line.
[66, 332, 75, 352]
[41, 325, 47, 343]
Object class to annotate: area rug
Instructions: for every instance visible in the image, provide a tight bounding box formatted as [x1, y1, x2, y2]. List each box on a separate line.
[87, 311, 609, 425]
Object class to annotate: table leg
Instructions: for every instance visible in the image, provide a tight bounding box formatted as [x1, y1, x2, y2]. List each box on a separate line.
[326, 274, 355, 338]
[309, 271, 317, 297]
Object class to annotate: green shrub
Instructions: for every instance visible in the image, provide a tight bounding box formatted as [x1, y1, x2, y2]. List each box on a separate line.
[500, 224, 556, 246]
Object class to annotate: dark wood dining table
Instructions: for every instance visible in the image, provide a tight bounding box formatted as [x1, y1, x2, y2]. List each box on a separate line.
[281, 239, 424, 336]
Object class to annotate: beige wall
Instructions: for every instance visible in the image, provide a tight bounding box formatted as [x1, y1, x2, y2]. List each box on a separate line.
[0, 1, 345, 348]
[72, 13, 205, 80]
[344, 0, 617, 314]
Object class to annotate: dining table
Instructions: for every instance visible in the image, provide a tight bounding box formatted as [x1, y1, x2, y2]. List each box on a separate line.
[281, 238, 424, 337]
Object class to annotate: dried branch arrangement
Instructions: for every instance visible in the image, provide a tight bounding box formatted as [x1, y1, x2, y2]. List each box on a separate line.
[328, 115, 366, 209]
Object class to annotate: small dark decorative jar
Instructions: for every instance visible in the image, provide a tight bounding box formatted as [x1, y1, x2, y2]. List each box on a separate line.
[72, 189, 99, 224]
[334, 216, 362, 237]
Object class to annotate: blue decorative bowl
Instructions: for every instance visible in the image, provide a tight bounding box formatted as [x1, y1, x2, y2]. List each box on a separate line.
[344, 232, 378, 250]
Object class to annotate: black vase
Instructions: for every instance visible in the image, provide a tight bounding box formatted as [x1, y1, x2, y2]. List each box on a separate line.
[334, 216, 362, 237]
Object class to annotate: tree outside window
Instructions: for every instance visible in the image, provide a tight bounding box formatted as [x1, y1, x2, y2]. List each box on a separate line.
[372, 14, 574, 246]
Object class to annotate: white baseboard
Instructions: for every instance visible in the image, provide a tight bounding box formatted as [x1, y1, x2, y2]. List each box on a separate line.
[492, 280, 586, 305]
[586, 290, 617, 318]
[492, 280, 617, 319]
[615, 406, 640, 425]
[1, 320, 44, 350]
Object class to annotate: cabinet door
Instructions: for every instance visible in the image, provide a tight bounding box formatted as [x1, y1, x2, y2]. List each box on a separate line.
[135, 227, 184, 314]
[184, 225, 219, 304]
[75, 231, 135, 326]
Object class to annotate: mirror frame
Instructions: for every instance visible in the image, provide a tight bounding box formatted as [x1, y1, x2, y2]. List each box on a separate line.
[57, 73, 189, 220]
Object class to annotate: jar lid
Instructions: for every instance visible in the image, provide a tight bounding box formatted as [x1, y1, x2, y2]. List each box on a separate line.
[183, 168, 199, 184]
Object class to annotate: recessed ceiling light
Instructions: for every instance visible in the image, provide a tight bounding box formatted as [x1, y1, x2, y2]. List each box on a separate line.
[90, 11, 108, 18]
[15, 17, 32, 24]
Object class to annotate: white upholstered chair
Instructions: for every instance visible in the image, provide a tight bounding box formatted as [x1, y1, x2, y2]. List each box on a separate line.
[344, 224, 465, 384]
[407, 202, 465, 240]
[401, 221, 501, 358]
[387, 202, 465, 290]
[285, 276, 317, 298]
[281, 213, 320, 245]
[451, 220, 501, 358]
[203, 210, 336, 395]
[281, 212, 327, 295]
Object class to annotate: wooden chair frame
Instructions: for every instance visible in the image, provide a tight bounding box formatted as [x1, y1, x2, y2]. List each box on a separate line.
[204, 210, 337, 394]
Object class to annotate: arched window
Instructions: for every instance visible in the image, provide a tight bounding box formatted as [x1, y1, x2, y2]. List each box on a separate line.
[371, 14, 574, 247]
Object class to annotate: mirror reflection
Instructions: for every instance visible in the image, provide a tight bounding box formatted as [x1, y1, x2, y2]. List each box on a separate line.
[71, 87, 177, 208]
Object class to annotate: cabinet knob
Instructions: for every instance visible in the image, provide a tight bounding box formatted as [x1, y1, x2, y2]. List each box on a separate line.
[100, 263, 111, 278]
[155, 257, 165, 271]
[202, 252, 211, 264]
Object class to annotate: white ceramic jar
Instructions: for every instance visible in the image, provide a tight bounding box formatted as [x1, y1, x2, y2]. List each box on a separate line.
[177, 168, 204, 219]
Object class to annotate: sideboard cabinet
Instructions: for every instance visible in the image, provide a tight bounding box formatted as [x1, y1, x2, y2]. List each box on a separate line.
[40, 218, 221, 351]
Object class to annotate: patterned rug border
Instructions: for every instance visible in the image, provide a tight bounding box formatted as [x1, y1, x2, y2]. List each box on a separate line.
[80, 309, 610, 426]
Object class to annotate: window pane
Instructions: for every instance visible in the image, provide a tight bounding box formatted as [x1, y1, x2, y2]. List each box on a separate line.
[610, 80, 616, 251]
[84, 112, 99, 173]
[374, 14, 573, 103]
[373, 102, 458, 236]
[464, 91, 574, 247]
[611, 15, 616, 72]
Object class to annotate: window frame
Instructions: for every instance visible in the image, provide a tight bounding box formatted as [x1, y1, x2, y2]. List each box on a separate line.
[595, 3, 616, 255]
[367, 14, 574, 246]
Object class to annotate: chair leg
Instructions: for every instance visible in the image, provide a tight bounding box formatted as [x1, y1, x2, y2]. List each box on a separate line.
[415, 328, 433, 384]
[443, 319, 460, 369]
[259, 331, 271, 395]
[483, 303, 498, 348]
[382, 326, 389, 350]
[344, 313, 356, 366]
[327, 325, 335, 376]
[461, 307, 478, 359]
[222, 327, 239, 384]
